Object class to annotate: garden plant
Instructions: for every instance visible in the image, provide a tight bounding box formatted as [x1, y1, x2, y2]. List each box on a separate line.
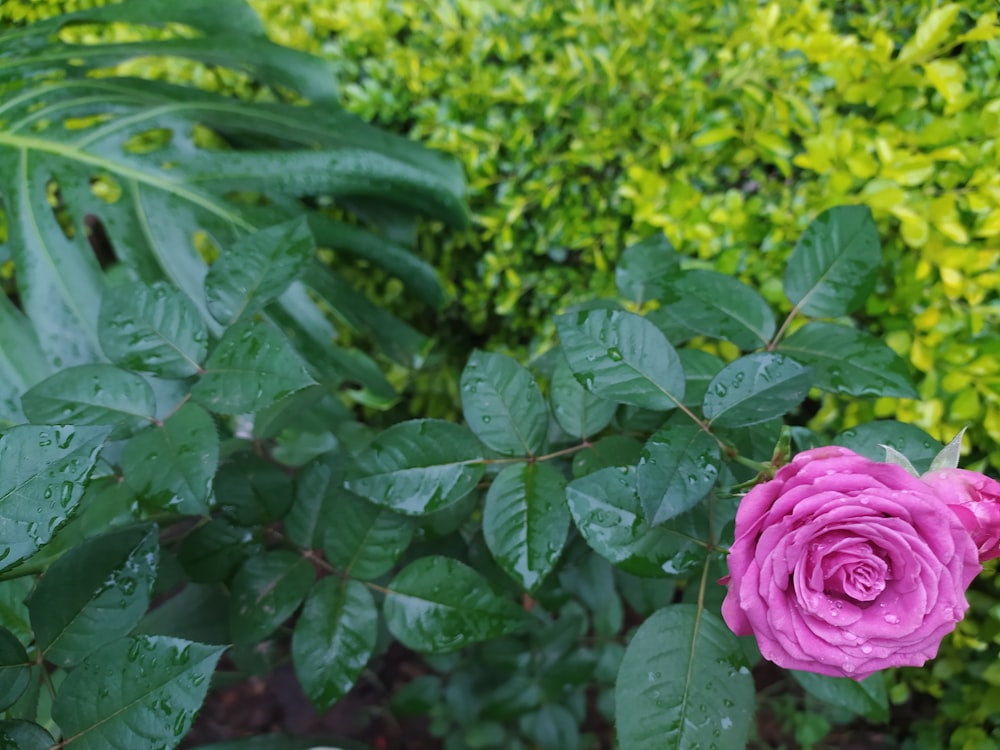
[1, 2, 1000, 750]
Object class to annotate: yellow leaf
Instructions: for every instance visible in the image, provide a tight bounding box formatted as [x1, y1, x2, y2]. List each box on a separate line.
[975, 210, 1000, 238]
[882, 155, 935, 186]
[924, 59, 966, 107]
[898, 3, 961, 63]
[957, 12, 1000, 43]
[692, 127, 739, 148]
[845, 151, 878, 179]
[952, 388, 981, 421]
[863, 181, 906, 211]
[929, 194, 970, 244]
[894, 208, 929, 247]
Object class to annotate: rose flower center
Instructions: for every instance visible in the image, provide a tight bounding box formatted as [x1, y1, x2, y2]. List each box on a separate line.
[814, 539, 890, 603]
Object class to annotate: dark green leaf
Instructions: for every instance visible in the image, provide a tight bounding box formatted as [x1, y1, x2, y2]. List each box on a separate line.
[99, 281, 208, 378]
[460, 350, 548, 456]
[192, 319, 316, 415]
[791, 671, 888, 722]
[0, 425, 109, 573]
[703, 353, 812, 428]
[0, 628, 30, 712]
[346, 420, 484, 515]
[122, 402, 218, 515]
[0, 720, 53, 750]
[177, 518, 262, 583]
[616, 605, 754, 750]
[214, 454, 293, 526]
[616, 570, 677, 618]
[191, 736, 366, 750]
[206, 219, 314, 326]
[550, 357, 617, 440]
[637, 421, 721, 524]
[677, 349, 725, 408]
[21, 364, 156, 437]
[571, 435, 644, 478]
[565, 467, 708, 577]
[283, 458, 341, 550]
[384, 556, 524, 653]
[136, 583, 230, 645]
[228, 552, 315, 644]
[777, 322, 916, 398]
[0, 294, 51, 427]
[291, 578, 377, 711]
[783, 205, 881, 317]
[556, 309, 685, 411]
[483, 463, 569, 593]
[615, 234, 679, 306]
[323, 495, 414, 580]
[29, 525, 158, 668]
[834, 420, 942, 473]
[51, 635, 224, 750]
[651, 270, 776, 349]
[523, 704, 581, 750]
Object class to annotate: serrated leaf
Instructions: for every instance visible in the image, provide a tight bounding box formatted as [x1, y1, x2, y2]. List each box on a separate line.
[565, 466, 708, 577]
[556, 309, 685, 411]
[192, 318, 316, 415]
[0, 628, 30, 712]
[291, 578, 377, 712]
[637, 421, 721, 524]
[383, 556, 524, 653]
[323, 495, 414, 580]
[21, 364, 156, 437]
[483, 463, 570, 593]
[228, 551, 315, 644]
[122, 402, 219, 515]
[550, 357, 617, 439]
[345, 420, 484, 515]
[783, 205, 881, 317]
[834, 420, 942, 474]
[460, 350, 548, 456]
[206, 218, 314, 326]
[650, 269, 776, 349]
[51, 635, 224, 750]
[777, 322, 916, 398]
[99, 281, 208, 378]
[283, 458, 341, 550]
[615, 605, 754, 750]
[615, 234, 679, 306]
[0, 720, 54, 750]
[791, 670, 889, 722]
[0, 425, 109, 573]
[703, 353, 812, 428]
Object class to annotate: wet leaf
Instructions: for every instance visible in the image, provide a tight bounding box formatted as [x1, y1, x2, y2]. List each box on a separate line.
[323, 495, 414, 580]
[228, 552, 314, 644]
[0, 628, 30, 712]
[703, 353, 812, 428]
[550, 357, 617, 440]
[615, 234, 680, 306]
[637, 421, 720, 524]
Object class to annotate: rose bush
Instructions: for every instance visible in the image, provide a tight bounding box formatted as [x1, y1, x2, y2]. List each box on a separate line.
[922, 468, 1000, 563]
[721, 446, 981, 680]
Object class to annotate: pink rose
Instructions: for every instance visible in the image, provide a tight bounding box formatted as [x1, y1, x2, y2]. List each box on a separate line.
[921, 468, 1000, 562]
[721, 446, 980, 680]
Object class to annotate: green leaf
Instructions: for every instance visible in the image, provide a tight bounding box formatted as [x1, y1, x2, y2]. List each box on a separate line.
[51, 635, 224, 750]
[777, 322, 916, 398]
[384, 556, 524, 653]
[791, 670, 888, 722]
[214, 454, 293, 526]
[206, 218, 314, 326]
[21, 364, 156, 437]
[0, 425, 109, 573]
[0, 628, 30, 712]
[460, 350, 548, 456]
[122, 402, 219, 515]
[615, 605, 754, 750]
[650, 270, 776, 349]
[192, 319, 316, 415]
[345, 420, 484, 515]
[703, 353, 812, 428]
[556, 309, 685, 411]
[136, 583, 230, 646]
[637, 421, 721, 524]
[291, 578, 377, 712]
[550, 357, 617, 440]
[177, 518, 262, 583]
[228, 551, 315, 644]
[29, 525, 158, 668]
[834, 420, 942, 474]
[0, 720, 54, 750]
[99, 281, 208, 379]
[677, 349, 725, 408]
[565, 467, 708, 577]
[523, 704, 581, 750]
[0, 294, 51, 427]
[322, 495, 414, 580]
[572, 435, 644, 478]
[283, 458, 341, 550]
[783, 205, 881, 317]
[615, 234, 679, 306]
[482, 463, 570, 593]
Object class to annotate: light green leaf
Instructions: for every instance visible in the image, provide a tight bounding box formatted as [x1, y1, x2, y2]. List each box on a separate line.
[637, 421, 721, 524]
[703, 353, 812, 428]
[323, 495, 414, 580]
[460, 350, 548, 456]
[192, 319, 316, 415]
[291, 578, 377, 712]
[99, 281, 208, 378]
[483, 463, 569, 593]
[28, 525, 158, 668]
[228, 552, 315, 644]
[550, 357, 617, 440]
[345, 420, 484, 515]
[51, 635, 224, 750]
[0, 628, 30, 712]
[783, 205, 881, 318]
[616, 605, 754, 750]
[383, 556, 524, 653]
[556, 309, 685, 411]
[898, 3, 961, 62]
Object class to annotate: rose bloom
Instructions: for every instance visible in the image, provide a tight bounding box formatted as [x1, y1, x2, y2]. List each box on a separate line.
[921, 468, 1000, 562]
[721, 446, 980, 680]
